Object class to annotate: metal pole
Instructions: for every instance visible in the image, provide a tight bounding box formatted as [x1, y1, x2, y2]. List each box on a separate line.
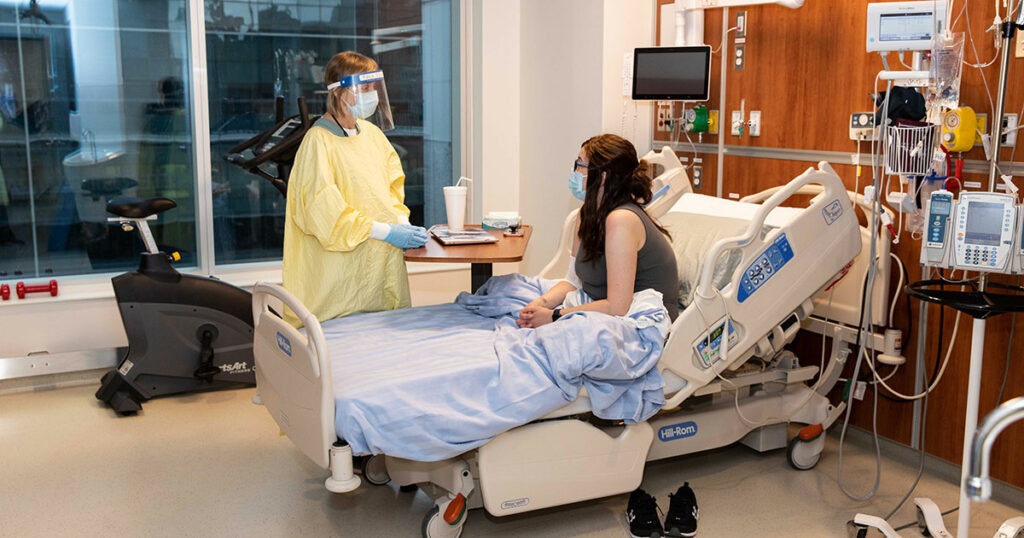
[987, 22, 1017, 191]
[957, 315, 987, 538]
[911, 300, 928, 449]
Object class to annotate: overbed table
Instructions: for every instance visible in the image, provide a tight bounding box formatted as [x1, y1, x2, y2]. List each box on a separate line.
[404, 225, 532, 292]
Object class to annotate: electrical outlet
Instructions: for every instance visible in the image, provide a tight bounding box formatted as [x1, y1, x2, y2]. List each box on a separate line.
[734, 44, 745, 70]
[736, 11, 747, 37]
[1002, 113, 1018, 147]
[692, 165, 703, 190]
[849, 112, 878, 141]
[1017, 29, 1024, 58]
[656, 104, 671, 133]
[748, 110, 761, 137]
[731, 110, 744, 136]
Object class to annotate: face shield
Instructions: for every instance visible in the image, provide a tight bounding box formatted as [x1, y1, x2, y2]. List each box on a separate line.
[327, 70, 394, 132]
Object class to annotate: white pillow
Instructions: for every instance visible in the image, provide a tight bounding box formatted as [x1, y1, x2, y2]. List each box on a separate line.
[661, 212, 770, 307]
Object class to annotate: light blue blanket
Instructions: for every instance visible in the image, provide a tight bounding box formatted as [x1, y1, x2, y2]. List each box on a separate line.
[325, 274, 667, 461]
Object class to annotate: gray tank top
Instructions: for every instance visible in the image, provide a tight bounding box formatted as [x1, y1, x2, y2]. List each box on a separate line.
[575, 204, 680, 320]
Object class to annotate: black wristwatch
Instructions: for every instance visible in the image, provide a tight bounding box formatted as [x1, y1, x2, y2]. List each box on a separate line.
[552, 308, 563, 322]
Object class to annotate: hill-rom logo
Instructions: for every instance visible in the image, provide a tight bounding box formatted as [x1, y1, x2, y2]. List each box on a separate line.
[276, 332, 292, 357]
[658, 421, 698, 442]
[501, 497, 529, 510]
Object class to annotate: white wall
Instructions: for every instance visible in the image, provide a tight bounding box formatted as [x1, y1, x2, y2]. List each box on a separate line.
[477, 0, 656, 275]
[602, 0, 654, 151]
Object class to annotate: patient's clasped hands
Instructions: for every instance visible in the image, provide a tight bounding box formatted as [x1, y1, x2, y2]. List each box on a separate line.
[517, 296, 556, 328]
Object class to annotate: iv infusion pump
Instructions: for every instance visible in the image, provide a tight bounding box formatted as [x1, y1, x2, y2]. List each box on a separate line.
[921, 190, 1023, 273]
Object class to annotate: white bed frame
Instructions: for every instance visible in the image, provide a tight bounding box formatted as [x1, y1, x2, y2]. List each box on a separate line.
[251, 153, 869, 537]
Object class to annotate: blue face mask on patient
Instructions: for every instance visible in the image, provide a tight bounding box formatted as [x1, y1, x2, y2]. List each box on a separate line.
[568, 171, 586, 201]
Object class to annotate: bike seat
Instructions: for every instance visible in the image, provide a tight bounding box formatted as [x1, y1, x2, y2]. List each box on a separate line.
[106, 196, 177, 219]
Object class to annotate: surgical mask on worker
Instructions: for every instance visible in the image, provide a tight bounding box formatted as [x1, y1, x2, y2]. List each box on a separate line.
[568, 171, 586, 200]
[349, 90, 379, 120]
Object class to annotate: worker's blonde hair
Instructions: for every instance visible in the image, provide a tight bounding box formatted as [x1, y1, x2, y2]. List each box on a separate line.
[324, 51, 378, 120]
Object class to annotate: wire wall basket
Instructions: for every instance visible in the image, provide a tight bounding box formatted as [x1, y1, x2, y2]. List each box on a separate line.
[885, 122, 939, 176]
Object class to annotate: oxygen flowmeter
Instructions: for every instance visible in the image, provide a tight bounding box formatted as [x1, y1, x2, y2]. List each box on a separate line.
[940, 106, 977, 153]
[684, 105, 709, 133]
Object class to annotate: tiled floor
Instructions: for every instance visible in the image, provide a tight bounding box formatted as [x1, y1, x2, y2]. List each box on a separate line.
[1, 381, 1021, 537]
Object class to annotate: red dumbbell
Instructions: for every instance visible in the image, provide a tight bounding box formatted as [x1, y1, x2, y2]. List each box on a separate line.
[16, 279, 58, 299]
[0, 284, 9, 300]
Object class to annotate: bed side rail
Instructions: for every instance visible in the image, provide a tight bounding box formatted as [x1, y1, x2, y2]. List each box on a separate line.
[694, 162, 847, 300]
[661, 161, 861, 410]
[642, 146, 692, 218]
[251, 282, 335, 469]
[741, 185, 894, 330]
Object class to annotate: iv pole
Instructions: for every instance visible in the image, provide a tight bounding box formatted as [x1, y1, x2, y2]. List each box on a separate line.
[954, 6, 1024, 538]
[985, 3, 1024, 192]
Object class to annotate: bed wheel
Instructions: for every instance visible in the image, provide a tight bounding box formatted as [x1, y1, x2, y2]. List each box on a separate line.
[421, 506, 440, 538]
[421, 494, 467, 538]
[786, 436, 822, 471]
[361, 455, 391, 486]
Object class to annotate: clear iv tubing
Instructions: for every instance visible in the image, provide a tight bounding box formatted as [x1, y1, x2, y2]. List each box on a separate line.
[889, 252, 905, 327]
[835, 77, 892, 502]
[868, 301, 963, 401]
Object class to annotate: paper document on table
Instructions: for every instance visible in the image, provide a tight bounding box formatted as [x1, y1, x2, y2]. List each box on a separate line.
[429, 225, 499, 245]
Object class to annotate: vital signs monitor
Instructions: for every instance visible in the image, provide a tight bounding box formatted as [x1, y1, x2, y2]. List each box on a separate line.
[866, 1, 947, 53]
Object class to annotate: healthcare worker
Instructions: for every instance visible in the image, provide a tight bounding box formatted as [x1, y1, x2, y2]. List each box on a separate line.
[283, 51, 427, 326]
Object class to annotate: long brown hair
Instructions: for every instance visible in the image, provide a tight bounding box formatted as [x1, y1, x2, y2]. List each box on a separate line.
[323, 51, 378, 120]
[577, 134, 670, 263]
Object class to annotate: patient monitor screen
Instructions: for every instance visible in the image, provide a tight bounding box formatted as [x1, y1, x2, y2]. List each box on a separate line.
[632, 46, 711, 101]
[964, 201, 1004, 246]
[866, 1, 946, 52]
[878, 12, 934, 43]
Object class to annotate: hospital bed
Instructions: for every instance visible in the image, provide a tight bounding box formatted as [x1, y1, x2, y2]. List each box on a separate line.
[251, 153, 864, 537]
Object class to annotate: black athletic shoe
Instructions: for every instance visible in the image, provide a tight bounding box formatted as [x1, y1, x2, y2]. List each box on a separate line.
[626, 488, 663, 538]
[664, 482, 698, 537]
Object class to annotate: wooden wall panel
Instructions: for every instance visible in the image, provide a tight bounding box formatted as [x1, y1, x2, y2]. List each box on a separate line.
[655, 0, 1024, 487]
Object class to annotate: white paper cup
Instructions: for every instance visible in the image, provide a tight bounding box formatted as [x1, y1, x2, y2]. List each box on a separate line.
[443, 186, 467, 232]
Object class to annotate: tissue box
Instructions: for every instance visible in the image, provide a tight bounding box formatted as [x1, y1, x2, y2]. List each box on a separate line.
[482, 212, 521, 230]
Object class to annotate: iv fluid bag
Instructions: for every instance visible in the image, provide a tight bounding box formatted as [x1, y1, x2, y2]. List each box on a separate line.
[929, 33, 964, 111]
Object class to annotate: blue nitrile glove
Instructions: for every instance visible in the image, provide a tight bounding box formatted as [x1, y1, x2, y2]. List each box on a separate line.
[382, 223, 428, 249]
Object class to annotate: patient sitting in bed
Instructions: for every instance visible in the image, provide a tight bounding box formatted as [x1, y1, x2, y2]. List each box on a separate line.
[518, 134, 679, 328]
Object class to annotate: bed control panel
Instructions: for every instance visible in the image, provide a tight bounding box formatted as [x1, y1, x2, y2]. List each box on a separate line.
[693, 317, 738, 369]
[737, 234, 794, 303]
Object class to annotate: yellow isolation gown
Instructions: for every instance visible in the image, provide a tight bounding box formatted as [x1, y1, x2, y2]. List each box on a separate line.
[282, 117, 411, 326]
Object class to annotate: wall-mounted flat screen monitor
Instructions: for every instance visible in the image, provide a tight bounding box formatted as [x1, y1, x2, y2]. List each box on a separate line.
[632, 46, 711, 101]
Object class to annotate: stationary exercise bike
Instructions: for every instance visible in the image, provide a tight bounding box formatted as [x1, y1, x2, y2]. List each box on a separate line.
[97, 97, 314, 414]
[95, 197, 255, 414]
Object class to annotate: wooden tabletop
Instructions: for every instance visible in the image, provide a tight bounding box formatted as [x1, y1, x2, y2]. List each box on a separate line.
[404, 225, 532, 264]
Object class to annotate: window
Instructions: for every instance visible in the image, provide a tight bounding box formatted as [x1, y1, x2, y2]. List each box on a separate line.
[0, 0, 457, 280]
[206, 0, 456, 264]
[0, 0, 194, 278]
